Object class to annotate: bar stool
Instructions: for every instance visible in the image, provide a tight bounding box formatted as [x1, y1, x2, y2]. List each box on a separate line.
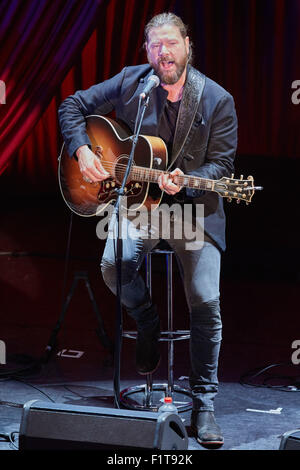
[120, 244, 193, 412]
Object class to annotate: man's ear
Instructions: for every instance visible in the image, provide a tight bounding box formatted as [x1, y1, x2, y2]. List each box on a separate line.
[144, 41, 150, 60]
[185, 36, 190, 55]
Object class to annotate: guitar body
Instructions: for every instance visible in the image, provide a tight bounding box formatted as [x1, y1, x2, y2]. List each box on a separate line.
[58, 115, 168, 217]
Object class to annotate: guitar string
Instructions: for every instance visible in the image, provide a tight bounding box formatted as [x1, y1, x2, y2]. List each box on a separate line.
[90, 161, 217, 189]
[83, 161, 252, 195]
[98, 163, 251, 193]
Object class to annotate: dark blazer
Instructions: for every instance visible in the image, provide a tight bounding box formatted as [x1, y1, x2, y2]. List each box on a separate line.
[58, 64, 238, 251]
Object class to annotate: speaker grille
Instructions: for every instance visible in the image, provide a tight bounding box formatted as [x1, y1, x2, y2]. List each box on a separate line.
[25, 409, 155, 448]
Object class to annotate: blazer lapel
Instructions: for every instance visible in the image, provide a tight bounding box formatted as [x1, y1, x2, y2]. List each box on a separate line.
[169, 65, 206, 169]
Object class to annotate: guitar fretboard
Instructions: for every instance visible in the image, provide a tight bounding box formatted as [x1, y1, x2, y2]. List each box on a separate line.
[130, 166, 215, 191]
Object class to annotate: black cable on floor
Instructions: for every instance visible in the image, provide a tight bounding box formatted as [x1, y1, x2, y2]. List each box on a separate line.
[0, 356, 57, 410]
[0, 354, 42, 379]
[239, 361, 300, 392]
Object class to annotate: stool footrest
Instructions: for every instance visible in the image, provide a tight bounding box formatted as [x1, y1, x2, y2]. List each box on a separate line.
[120, 383, 192, 413]
[123, 330, 190, 341]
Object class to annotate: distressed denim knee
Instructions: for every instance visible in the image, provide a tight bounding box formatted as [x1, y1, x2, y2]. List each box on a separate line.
[101, 257, 136, 292]
[190, 297, 222, 343]
[100, 255, 152, 313]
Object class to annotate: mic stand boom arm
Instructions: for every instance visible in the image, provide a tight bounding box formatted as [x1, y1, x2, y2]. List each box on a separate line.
[113, 95, 150, 408]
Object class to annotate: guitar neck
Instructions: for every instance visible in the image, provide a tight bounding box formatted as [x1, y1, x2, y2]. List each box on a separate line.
[131, 166, 215, 192]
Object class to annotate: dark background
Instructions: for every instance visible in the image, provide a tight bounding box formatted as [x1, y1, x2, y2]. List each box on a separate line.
[1, 0, 300, 383]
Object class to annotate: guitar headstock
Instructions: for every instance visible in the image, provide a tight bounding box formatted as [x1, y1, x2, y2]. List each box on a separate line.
[214, 174, 256, 204]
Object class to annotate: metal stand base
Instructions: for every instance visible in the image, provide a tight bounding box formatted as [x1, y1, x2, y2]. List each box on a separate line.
[120, 382, 192, 413]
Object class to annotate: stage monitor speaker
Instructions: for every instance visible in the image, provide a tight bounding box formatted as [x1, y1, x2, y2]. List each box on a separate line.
[19, 400, 188, 450]
[279, 430, 300, 450]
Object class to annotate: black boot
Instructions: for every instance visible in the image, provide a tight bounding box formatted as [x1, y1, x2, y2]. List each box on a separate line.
[191, 411, 224, 448]
[136, 316, 160, 375]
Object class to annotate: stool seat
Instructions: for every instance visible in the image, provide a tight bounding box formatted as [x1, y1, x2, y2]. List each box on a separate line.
[120, 246, 192, 412]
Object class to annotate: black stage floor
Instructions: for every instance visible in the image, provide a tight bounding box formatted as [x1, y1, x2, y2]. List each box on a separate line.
[1, 335, 300, 452]
[1, 166, 300, 453]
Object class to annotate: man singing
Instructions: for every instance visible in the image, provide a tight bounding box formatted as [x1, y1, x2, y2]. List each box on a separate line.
[58, 12, 238, 448]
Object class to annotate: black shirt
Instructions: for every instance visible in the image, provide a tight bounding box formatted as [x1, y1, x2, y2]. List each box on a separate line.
[159, 99, 181, 158]
[150, 98, 186, 205]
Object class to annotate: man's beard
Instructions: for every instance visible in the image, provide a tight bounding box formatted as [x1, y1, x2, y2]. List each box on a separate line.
[149, 54, 188, 85]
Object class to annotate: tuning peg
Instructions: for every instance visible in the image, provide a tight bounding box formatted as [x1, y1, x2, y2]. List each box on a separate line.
[236, 199, 240, 204]
[231, 173, 235, 179]
[227, 197, 232, 202]
[240, 175, 243, 180]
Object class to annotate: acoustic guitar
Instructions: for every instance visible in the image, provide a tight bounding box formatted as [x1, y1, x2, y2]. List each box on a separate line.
[58, 115, 257, 217]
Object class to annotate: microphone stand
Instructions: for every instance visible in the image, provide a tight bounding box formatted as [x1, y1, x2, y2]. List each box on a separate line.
[113, 94, 150, 408]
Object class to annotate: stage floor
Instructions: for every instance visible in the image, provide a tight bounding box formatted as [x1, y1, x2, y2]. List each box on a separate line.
[1, 194, 299, 452]
[1, 335, 300, 451]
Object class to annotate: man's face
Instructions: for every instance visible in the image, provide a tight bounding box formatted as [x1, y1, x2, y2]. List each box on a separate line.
[146, 24, 189, 85]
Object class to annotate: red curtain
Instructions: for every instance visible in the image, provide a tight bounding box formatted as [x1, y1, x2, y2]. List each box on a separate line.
[1, 0, 300, 195]
[0, 0, 109, 178]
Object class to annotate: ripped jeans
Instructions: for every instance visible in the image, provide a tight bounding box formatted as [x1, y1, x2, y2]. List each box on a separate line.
[100, 208, 222, 411]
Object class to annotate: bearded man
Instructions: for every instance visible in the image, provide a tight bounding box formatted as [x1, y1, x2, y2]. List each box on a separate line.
[58, 12, 238, 448]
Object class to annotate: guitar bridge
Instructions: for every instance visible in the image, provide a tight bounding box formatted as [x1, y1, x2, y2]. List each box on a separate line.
[97, 179, 144, 203]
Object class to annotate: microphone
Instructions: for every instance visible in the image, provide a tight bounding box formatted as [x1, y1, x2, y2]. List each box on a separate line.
[139, 75, 160, 99]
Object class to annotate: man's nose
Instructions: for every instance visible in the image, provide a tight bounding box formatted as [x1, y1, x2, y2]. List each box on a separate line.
[159, 44, 169, 55]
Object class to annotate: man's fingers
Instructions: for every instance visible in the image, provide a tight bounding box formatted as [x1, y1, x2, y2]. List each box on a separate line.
[82, 169, 99, 183]
[79, 153, 110, 182]
[83, 166, 109, 183]
[158, 172, 181, 195]
[83, 175, 93, 183]
[94, 156, 109, 176]
[158, 173, 169, 189]
[170, 168, 183, 189]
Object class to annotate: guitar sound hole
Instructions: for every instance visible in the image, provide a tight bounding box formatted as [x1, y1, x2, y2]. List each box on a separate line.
[114, 155, 134, 185]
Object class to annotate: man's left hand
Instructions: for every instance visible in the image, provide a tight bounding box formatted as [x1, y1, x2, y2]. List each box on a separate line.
[158, 168, 183, 195]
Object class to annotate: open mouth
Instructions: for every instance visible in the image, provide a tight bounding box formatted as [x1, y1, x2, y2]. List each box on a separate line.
[159, 60, 175, 70]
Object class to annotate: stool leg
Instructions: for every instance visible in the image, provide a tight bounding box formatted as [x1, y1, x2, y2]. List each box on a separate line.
[120, 249, 193, 412]
[145, 373, 153, 407]
[167, 252, 174, 396]
[145, 254, 154, 403]
[146, 253, 152, 297]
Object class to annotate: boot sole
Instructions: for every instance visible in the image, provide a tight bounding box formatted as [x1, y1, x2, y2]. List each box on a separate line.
[195, 437, 224, 449]
[191, 424, 224, 449]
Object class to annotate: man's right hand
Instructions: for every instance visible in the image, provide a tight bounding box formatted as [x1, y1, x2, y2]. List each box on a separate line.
[76, 145, 110, 183]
